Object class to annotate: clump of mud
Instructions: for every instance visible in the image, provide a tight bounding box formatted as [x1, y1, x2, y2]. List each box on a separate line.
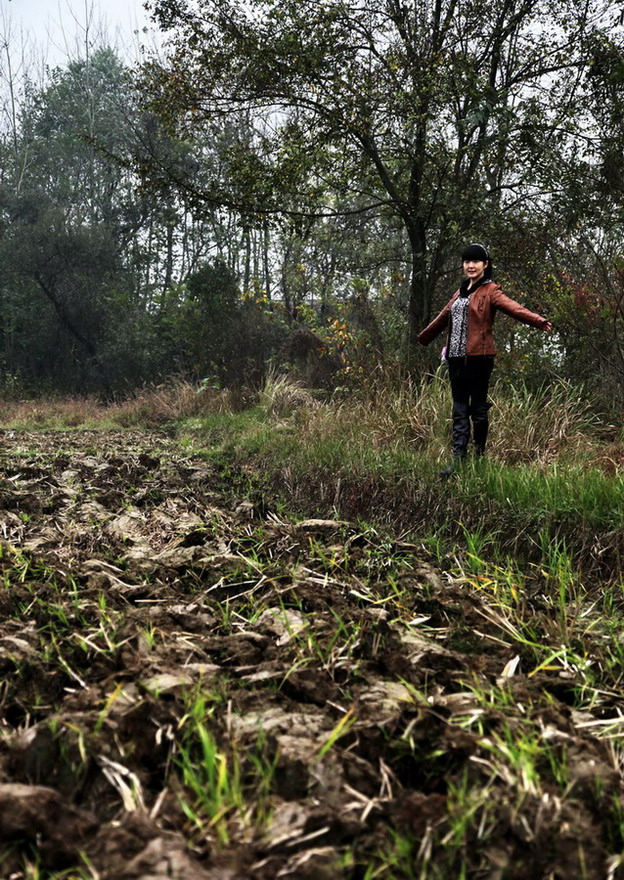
[0, 429, 621, 879]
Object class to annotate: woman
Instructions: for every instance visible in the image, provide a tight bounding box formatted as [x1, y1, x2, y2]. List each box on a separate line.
[417, 243, 553, 475]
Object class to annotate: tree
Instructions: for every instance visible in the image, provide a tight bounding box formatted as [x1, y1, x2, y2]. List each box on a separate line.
[141, 0, 615, 358]
[515, 23, 624, 406]
[0, 48, 156, 392]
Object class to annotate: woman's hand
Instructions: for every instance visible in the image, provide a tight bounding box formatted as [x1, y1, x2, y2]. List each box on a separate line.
[543, 321, 553, 332]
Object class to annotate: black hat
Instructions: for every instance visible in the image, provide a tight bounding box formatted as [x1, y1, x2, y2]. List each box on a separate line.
[461, 243, 489, 262]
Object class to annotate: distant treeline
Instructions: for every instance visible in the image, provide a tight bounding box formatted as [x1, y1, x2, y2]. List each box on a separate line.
[0, 0, 623, 403]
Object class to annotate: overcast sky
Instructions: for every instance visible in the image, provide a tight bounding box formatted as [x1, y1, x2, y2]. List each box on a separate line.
[2, 0, 162, 70]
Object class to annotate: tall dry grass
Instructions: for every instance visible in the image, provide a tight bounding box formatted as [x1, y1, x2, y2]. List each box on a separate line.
[0, 373, 606, 470]
[108, 381, 241, 427]
[231, 372, 624, 574]
[270, 371, 602, 469]
[0, 396, 107, 429]
[0, 380, 242, 430]
[259, 371, 320, 419]
[490, 379, 601, 465]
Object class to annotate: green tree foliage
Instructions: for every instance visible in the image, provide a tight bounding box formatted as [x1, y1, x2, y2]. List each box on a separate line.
[0, 49, 148, 392]
[0, 193, 120, 390]
[521, 25, 624, 405]
[0, 39, 294, 395]
[1, 5, 623, 400]
[153, 259, 288, 387]
[141, 0, 615, 358]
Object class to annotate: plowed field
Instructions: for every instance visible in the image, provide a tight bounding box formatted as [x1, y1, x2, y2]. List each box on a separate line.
[0, 430, 621, 879]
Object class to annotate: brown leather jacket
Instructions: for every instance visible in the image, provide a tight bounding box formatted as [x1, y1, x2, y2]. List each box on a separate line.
[417, 281, 549, 356]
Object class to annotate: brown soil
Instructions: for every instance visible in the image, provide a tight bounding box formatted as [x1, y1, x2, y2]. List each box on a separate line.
[0, 429, 621, 878]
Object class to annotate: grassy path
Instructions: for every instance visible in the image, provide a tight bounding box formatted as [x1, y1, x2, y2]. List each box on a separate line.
[0, 430, 621, 878]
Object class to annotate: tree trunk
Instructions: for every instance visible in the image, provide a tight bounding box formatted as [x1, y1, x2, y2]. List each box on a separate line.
[33, 272, 111, 393]
[263, 222, 271, 300]
[406, 222, 433, 363]
[242, 227, 251, 293]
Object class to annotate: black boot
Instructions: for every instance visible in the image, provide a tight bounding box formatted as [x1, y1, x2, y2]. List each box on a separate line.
[451, 399, 471, 457]
[473, 429, 487, 458]
[472, 401, 492, 457]
[439, 455, 466, 478]
[440, 401, 470, 477]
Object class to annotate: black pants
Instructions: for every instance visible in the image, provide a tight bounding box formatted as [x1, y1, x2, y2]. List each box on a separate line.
[447, 357, 494, 457]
